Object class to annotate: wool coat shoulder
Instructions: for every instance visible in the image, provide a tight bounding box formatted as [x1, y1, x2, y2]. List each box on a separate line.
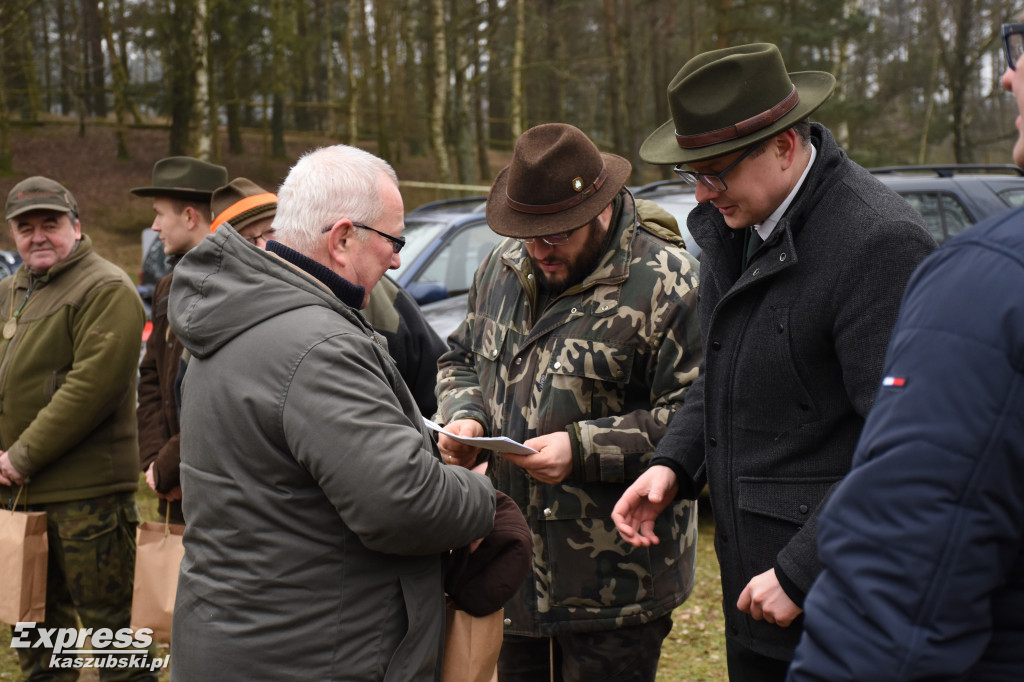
[651, 124, 936, 660]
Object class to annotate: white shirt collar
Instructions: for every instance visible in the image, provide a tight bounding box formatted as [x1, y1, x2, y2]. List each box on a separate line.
[753, 143, 817, 241]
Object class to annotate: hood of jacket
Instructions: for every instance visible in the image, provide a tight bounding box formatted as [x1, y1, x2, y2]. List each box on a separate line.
[168, 226, 369, 360]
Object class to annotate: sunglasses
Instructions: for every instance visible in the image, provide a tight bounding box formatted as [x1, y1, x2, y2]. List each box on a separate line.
[1003, 23, 1024, 71]
[321, 220, 405, 254]
[672, 144, 759, 192]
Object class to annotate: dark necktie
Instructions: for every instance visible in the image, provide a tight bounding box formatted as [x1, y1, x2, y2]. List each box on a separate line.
[743, 227, 763, 268]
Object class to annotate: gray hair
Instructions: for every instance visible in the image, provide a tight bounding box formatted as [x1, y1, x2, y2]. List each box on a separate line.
[272, 145, 399, 256]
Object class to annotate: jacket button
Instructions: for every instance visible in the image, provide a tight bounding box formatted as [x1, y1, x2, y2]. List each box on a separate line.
[711, 341, 721, 351]
[553, 361, 561, 370]
[799, 402, 810, 411]
[490, 349, 498, 358]
[799, 504, 809, 514]
[776, 323, 784, 333]
[543, 508, 553, 518]
[780, 253, 787, 261]
[708, 437, 717, 447]
[515, 357, 522, 365]
[570, 307, 577, 314]
[720, 530, 729, 542]
[527, 274, 533, 280]
[730, 626, 739, 636]
[503, 618, 511, 626]
[752, 268, 760, 276]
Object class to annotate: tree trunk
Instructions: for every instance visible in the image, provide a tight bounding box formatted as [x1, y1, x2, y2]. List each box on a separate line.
[270, 0, 288, 159]
[510, 0, 525, 138]
[15, 6, 41, 122]
[191, 0, 212, 160]
[0, 33, 12, 173]
[56, 0, 73, 115]
[81, 0, 106, 117]
[372, 0, 391, 160]
[99, 0, 130, 159]
[346, 0, 363, 144]
[168, 0, 196, 156]
[429, 0, 453, 182]
[453, 0, 477, 183]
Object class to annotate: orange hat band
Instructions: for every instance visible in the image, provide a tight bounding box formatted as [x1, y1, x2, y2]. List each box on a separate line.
[210, 193, 277, 232]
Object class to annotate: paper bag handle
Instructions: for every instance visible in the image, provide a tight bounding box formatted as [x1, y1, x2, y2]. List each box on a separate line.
[163, 505, 172, 537]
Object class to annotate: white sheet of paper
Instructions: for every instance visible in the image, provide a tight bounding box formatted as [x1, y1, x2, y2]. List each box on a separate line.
[423, 417, 538, 455]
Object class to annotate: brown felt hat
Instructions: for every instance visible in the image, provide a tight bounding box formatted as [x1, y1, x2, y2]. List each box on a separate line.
[130, 156, 228, 201]
[641, 43, 836, 166]
[209, 178, 277, 233]
[486, 123, 631, 238]
[6, 176, 78, 221]
[444, 490, 532, 617]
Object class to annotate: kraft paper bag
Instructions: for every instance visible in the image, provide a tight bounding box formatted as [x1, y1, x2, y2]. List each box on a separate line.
[0, 497, 48, 625]
[442, 604, 502, 682]
[130, 518, 185, 642]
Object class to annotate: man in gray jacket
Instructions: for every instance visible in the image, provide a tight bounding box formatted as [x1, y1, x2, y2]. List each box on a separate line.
[613, 44, 935, 680]
[168, 145, 496, 681]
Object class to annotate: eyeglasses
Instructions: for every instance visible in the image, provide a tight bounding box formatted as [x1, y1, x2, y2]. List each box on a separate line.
[1004, 23, 1024, 71]
[672, 144, 759, 192]
[321, 220, 405, 254]
[521, 227, 580, 247]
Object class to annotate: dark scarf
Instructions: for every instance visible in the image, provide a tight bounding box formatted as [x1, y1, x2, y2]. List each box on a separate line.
[266, 240, 365, 309]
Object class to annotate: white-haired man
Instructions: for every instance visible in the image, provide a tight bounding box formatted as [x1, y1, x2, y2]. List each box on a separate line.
[167, 145, 496, 681]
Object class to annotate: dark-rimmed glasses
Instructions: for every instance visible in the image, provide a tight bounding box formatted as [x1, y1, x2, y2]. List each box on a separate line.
[521, 227, 580, 247]
[673, 144, 759, 192]
[1003, 23, 1024, 71]
[321, 220, 405, 254]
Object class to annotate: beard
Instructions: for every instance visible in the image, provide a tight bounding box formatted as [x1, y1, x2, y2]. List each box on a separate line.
[530, 217, 608, 296]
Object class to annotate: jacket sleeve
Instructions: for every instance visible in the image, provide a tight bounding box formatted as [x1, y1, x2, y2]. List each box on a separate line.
[774, 220, 935, 601]
[570, 252, 702, 485]
[649, 365, 708, 500]
[284, 331, 495, 556]
[788, 239, 1024, 681]
[9, 282, 144, 477]
[138, 275, 173, 471]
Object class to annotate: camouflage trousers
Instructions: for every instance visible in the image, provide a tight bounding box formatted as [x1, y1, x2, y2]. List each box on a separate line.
[497, 614, 673, 682]
[11, 492, 157, 682]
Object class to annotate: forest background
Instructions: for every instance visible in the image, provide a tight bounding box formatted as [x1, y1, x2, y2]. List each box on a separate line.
[1, 0, 1024, 274]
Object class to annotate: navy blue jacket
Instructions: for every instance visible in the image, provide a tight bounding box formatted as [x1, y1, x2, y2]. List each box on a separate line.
[788, 207, 1024, 681]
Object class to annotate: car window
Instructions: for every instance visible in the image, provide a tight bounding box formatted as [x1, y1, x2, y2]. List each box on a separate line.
[142, 237, 172, 286]
[412, 222, 504, 294]
[897, 192, 971, 244]
[999, 188, 1024, 208]
[391, 219, 449, 280]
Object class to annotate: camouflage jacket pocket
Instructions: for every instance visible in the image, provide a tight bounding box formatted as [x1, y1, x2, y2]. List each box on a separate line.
[538, 338, 635, 430]
[540, 484, 654, 609]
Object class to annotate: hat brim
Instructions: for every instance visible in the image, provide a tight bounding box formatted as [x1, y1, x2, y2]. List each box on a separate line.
[230, 206, 276, 232]
[485, 152, 632, 238]
[6, 203, 75, 221]
[640, 71, 836, 166]
[130, 186, 215, 202]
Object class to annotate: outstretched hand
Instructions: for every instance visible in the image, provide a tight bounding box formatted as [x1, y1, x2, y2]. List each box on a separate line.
[611, 465, 678, 547]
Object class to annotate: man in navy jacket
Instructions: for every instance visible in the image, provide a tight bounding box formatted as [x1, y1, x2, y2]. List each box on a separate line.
[785, 22, 1024, 681]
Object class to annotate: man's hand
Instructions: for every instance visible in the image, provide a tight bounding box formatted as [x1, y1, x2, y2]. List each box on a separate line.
[737, 568, 803, 627]
[145, 463, 159, 494]
[0, 450, 26, 487]
[505, 431, 572, 485]
[145, 463, 182, 501]
[437, 419, 484, 467]
[611, 465, 678, 547]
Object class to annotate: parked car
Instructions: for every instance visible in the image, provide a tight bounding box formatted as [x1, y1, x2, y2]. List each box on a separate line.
[630, 180, 702, 257]
[138, 229, 172, 318]
[0, 249, 22, 278]
[870, 164, 1024, 244]
[394, 197, 507, 305]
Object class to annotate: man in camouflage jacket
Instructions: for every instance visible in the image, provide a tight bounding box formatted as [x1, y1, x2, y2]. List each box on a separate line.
[436, 123, 702, 682]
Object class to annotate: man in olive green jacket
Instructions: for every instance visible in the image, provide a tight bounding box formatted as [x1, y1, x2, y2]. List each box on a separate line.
[0, 177, 152, 681]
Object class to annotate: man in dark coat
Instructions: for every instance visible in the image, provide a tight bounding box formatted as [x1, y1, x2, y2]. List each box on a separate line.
[132, 156, 228, 524]
[785, 22, 1024, 681]
[612, 43, 935, 680]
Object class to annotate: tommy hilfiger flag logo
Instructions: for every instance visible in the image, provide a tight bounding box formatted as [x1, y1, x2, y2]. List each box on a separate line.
[882, 376, 907, 387]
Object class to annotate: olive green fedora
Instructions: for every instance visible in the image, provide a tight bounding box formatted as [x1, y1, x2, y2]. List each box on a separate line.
[209, 178, 277, 233]
[640, 43, 836, 166]
[486, 123, 631, 238]
[130, 156, 228, 201]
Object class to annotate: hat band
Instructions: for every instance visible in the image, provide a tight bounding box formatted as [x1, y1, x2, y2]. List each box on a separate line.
[674, 87, 800, 149]
[210, 193, 278, 232]
[506, 167, 608, 215]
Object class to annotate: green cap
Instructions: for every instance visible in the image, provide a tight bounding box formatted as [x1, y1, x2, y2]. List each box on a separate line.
[6, 176, 79, 221]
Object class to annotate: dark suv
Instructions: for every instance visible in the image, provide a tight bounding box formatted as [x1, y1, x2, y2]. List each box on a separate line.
[870, 165, 1024, 244]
